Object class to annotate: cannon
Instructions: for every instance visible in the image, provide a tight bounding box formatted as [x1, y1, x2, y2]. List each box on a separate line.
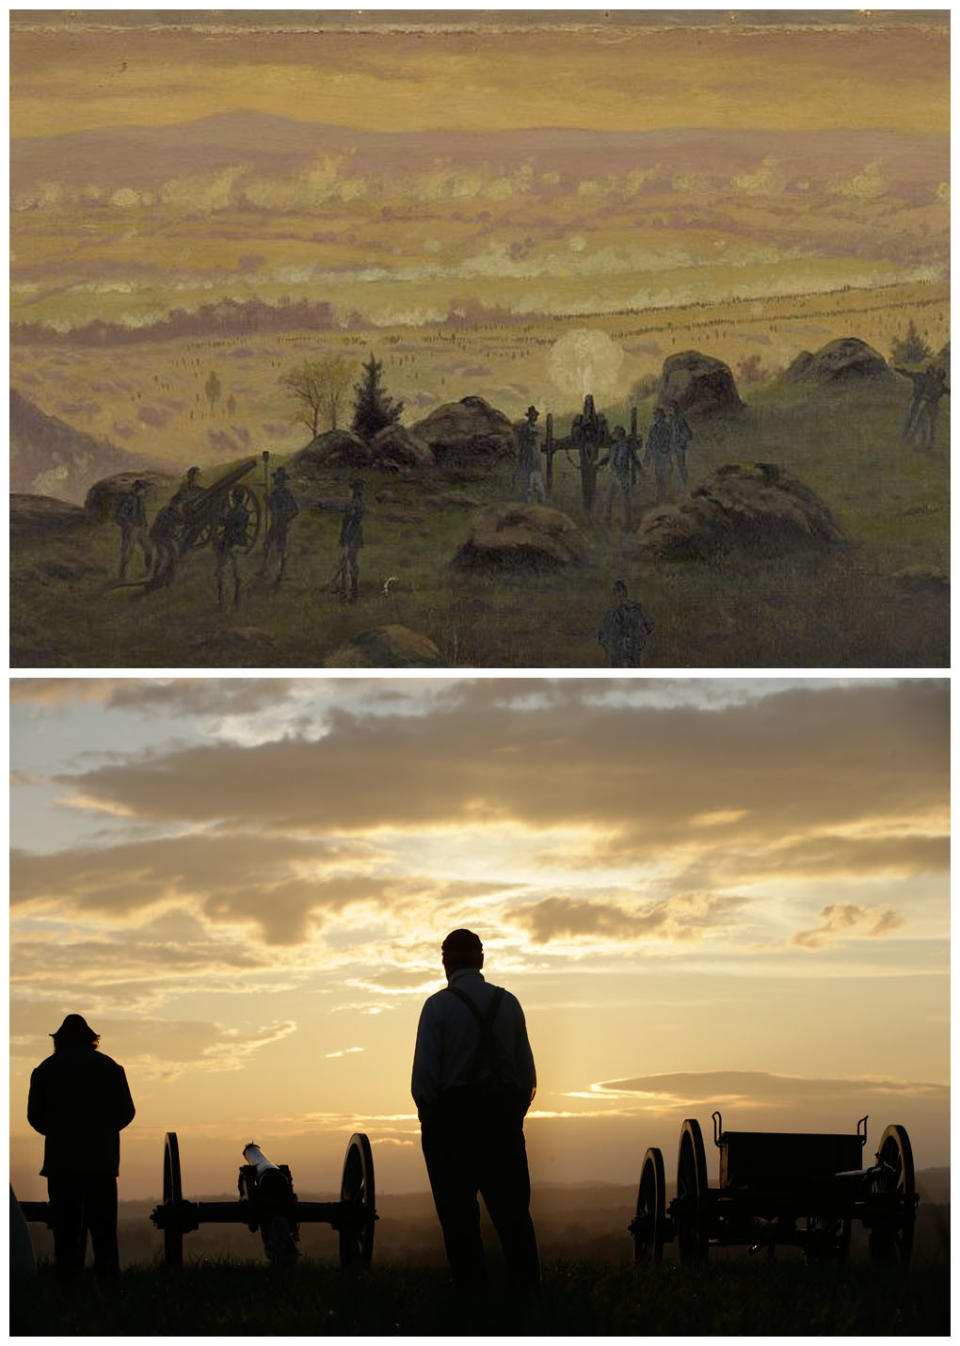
[178, 457, 263, 554]
[542, 397, 640, 512]
[150, 1132, 376, 1268]
[630, 1113, 917, 1265]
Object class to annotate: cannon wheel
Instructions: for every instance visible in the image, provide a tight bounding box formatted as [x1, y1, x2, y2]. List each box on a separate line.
[632, 1147, 665, 1262]
[211, 484, 262, 553]
[676, 1119, 709, 1263]
[162, 1132, 184, 1269]
[869, 1124, 916, 1265]
[339, 1133, 375, 1268]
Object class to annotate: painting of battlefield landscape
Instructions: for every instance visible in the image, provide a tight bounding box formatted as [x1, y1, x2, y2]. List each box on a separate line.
[10, 9, 949, 668]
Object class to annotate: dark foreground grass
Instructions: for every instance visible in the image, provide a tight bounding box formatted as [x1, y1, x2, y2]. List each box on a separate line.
[11, 1257, 950, 1336]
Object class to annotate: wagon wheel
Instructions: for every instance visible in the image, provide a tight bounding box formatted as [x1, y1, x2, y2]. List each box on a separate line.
[339, 1133, 376, 1268]
[868, 1124, 916, 1265]
[631, 1147, 665, 1262]
[162, 1132, 184, 1269]
[212, 484, 261, 553]
[675, 1119, 709, 1263]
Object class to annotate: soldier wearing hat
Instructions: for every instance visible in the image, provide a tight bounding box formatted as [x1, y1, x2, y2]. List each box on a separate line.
[412, 929, 540, 1299]
[333, 479, 365, 604]
[259, 465, 300, 584]
[27, 1014, 135, 1280]
[513, 405, 546, 504]
[114, 478, 152, 580]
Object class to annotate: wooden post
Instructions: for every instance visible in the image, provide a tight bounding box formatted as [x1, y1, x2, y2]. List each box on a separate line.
[544, 412, 555, 498]
[261, 450, 270, 550]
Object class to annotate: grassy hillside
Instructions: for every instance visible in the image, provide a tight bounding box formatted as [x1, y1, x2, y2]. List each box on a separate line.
[10, 1256, 950, 1335]
[10, 373, 948, 669]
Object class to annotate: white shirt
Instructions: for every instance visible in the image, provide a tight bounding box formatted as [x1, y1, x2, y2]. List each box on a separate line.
[411, 969, 536, 1115]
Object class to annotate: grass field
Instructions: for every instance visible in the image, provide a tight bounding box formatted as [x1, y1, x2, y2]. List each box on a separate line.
[10, 1256, 950, 1335]
[10, 372, 949, 668]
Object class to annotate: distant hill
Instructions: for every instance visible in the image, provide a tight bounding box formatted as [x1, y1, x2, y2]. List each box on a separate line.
[10, 389, 174, 504]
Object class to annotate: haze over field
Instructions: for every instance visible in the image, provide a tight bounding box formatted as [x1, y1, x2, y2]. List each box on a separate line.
[10, 679, 949, 1201]
[10, 11, 949, 334]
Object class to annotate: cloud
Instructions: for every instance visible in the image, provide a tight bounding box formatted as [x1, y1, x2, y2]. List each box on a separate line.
[829, 158, 887, 201]
[513, 891, 749, 946]
[790, 903, 907, 950]
[589, 1069, 948, 1109]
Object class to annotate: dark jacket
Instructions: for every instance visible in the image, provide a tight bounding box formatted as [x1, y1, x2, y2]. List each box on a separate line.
[28, 1047, 135, 1177]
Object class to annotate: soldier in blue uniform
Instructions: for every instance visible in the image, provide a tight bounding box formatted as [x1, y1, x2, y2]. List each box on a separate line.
[513, 406, 546, 503]
[599, 425, 642, 528]
[644, 406, 673, 503]
[598, 580, 654, 666]
[215, 486, 250, 608]
[114, 479, 152, 580]
[259, 466, 299, 584]
[669, 401, 693, 489]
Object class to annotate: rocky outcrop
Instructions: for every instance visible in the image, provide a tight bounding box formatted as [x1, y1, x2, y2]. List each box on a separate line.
[657, 351, 745, 417]
[84, 471, 178, 521]
[369, 424, 434, 470]
[324, 624, 441, 667]
[450, 503, 588, 574]
[636, 462, 844, 560]
[291, 429, 373, 473]
[410, 396, 518, 467]
[11, 493, 92, 546]
[783, 337, 891, 385]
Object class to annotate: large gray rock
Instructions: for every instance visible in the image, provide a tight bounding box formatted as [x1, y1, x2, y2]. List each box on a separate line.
[450, 503, 587, 574]
[369, 424, 434, 470]
[657, 351, 744, 417]
[11, 493, 92, 545]
[324, 624, 441, 667]
[783, 337, 891, 385]
[291, 429, 373, 473]
[636, 462, 844, 560]
[411, 396, 518, 467]
[84, 471, 178, 521]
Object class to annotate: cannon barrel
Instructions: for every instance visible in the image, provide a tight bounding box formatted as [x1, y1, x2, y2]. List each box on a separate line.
[181, 457, 258, 515]
[243, 1142, 280, 1178]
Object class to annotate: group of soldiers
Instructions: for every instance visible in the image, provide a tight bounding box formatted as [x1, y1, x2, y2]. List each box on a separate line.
[513, 396, 693, 526]
[896, 363, 949, 450]
[113, 466, 363, 608]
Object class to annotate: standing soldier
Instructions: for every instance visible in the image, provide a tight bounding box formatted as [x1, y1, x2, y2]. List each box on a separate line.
[333, 479, 365, 605]
[513, 406, 546, 503]
[598, 425, 642, 528]
[259, 466, 299, 584]
[644, 406, 673, 504]
[172, 466, 206, 552]
[27, 1014, 135, 1282]
[669, 401, 693, 490]
[598, 580, 654, 666]
[145, 498, 182, 591]
[215, 486, 250, 608]
[114, 479, 152, 580]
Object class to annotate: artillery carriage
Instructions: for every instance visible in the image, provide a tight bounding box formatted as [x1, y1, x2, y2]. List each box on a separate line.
[630, 1113, 916, 1265]
[149, 1131, 376, 1268]
[178, 456, 263, 554]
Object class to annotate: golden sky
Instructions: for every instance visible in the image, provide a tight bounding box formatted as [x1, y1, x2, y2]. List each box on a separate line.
[10, 13, 950, 138]
[9, 678, 949, 1201]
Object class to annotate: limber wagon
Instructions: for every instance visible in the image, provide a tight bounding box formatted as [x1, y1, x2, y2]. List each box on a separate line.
[149, 1132, 377, 1268]
[630, 1113, 917, 1265]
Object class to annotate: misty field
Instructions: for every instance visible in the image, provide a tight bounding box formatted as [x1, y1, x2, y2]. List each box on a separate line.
[10, 1256, 950, 1336]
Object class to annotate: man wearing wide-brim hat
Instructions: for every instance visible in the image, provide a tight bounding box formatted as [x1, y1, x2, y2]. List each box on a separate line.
[27, 1014, 135, 1280]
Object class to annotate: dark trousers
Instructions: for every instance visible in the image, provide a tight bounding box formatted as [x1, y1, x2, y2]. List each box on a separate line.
[421, 1087, 540, 1292]
[47, 1174, 119, 1279]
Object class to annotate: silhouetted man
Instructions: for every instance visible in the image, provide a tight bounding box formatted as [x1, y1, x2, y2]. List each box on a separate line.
[145, 499, 182, 590]
[172, 466, 206, 552]
[598, 425, 641, 528]
[644, 406, 672, 503]
[513, 406, 546, 504]
[27, 1014, 135, 1281]
[259, 465, 299, 584]
[412, 929, 539, 1299]
[216, 486, 250, 608]
[333, 479, 365, 604]
[598, 579, 654, 666]
[114, 479, 152, 580]
[669, 401, 693, 489]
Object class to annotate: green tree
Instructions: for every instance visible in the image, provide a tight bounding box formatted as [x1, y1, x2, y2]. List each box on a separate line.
[280, 355, 355, 439]
[351, 352, 403, 439]
[891, 319, 932, 365]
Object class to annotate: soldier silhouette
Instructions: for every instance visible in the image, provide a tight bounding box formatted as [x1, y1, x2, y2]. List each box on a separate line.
[27, 1015, 135, 1281]
[259, 465, 299, 584]
[598, 580, 654, 666]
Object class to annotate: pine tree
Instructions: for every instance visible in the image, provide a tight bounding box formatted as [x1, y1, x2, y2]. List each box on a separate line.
[351, 352, 403, 439]
[891, 319, 932, 365]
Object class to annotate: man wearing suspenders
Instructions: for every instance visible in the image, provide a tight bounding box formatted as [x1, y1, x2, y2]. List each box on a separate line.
[411, 929, 540, 1298]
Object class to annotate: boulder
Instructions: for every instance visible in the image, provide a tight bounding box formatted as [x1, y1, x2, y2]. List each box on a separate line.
[291, 429, 373, 473]
[84, 471, 178, 521]
[657, 351, 744, 417]
[369, 424, 435, 470]
[324, 624, 441, 668]
[450, 503, 588, 574]
[783, 337, 891, 384]
[11, 493, 92, 545]
[189, 626, 278, 659]
[635, 462, 844, 561]
[410, 396, 519, 467]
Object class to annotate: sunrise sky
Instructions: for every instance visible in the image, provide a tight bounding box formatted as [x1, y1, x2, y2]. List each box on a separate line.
[9, 677, 948, 1202]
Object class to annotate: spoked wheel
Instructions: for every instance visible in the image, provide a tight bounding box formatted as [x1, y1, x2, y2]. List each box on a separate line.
[631, 1147, 665, 1262]
[675, 1118, 709, 1263]
[212, 485, 262, 552]
[869, 1124, 916, 1264]
[339, 1133, 376, 1267]
[162, 1132, 184, 1269]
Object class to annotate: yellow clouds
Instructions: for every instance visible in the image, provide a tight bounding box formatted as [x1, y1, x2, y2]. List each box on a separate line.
[514, 892, 750, 948]
[791, 903, 907, 950]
